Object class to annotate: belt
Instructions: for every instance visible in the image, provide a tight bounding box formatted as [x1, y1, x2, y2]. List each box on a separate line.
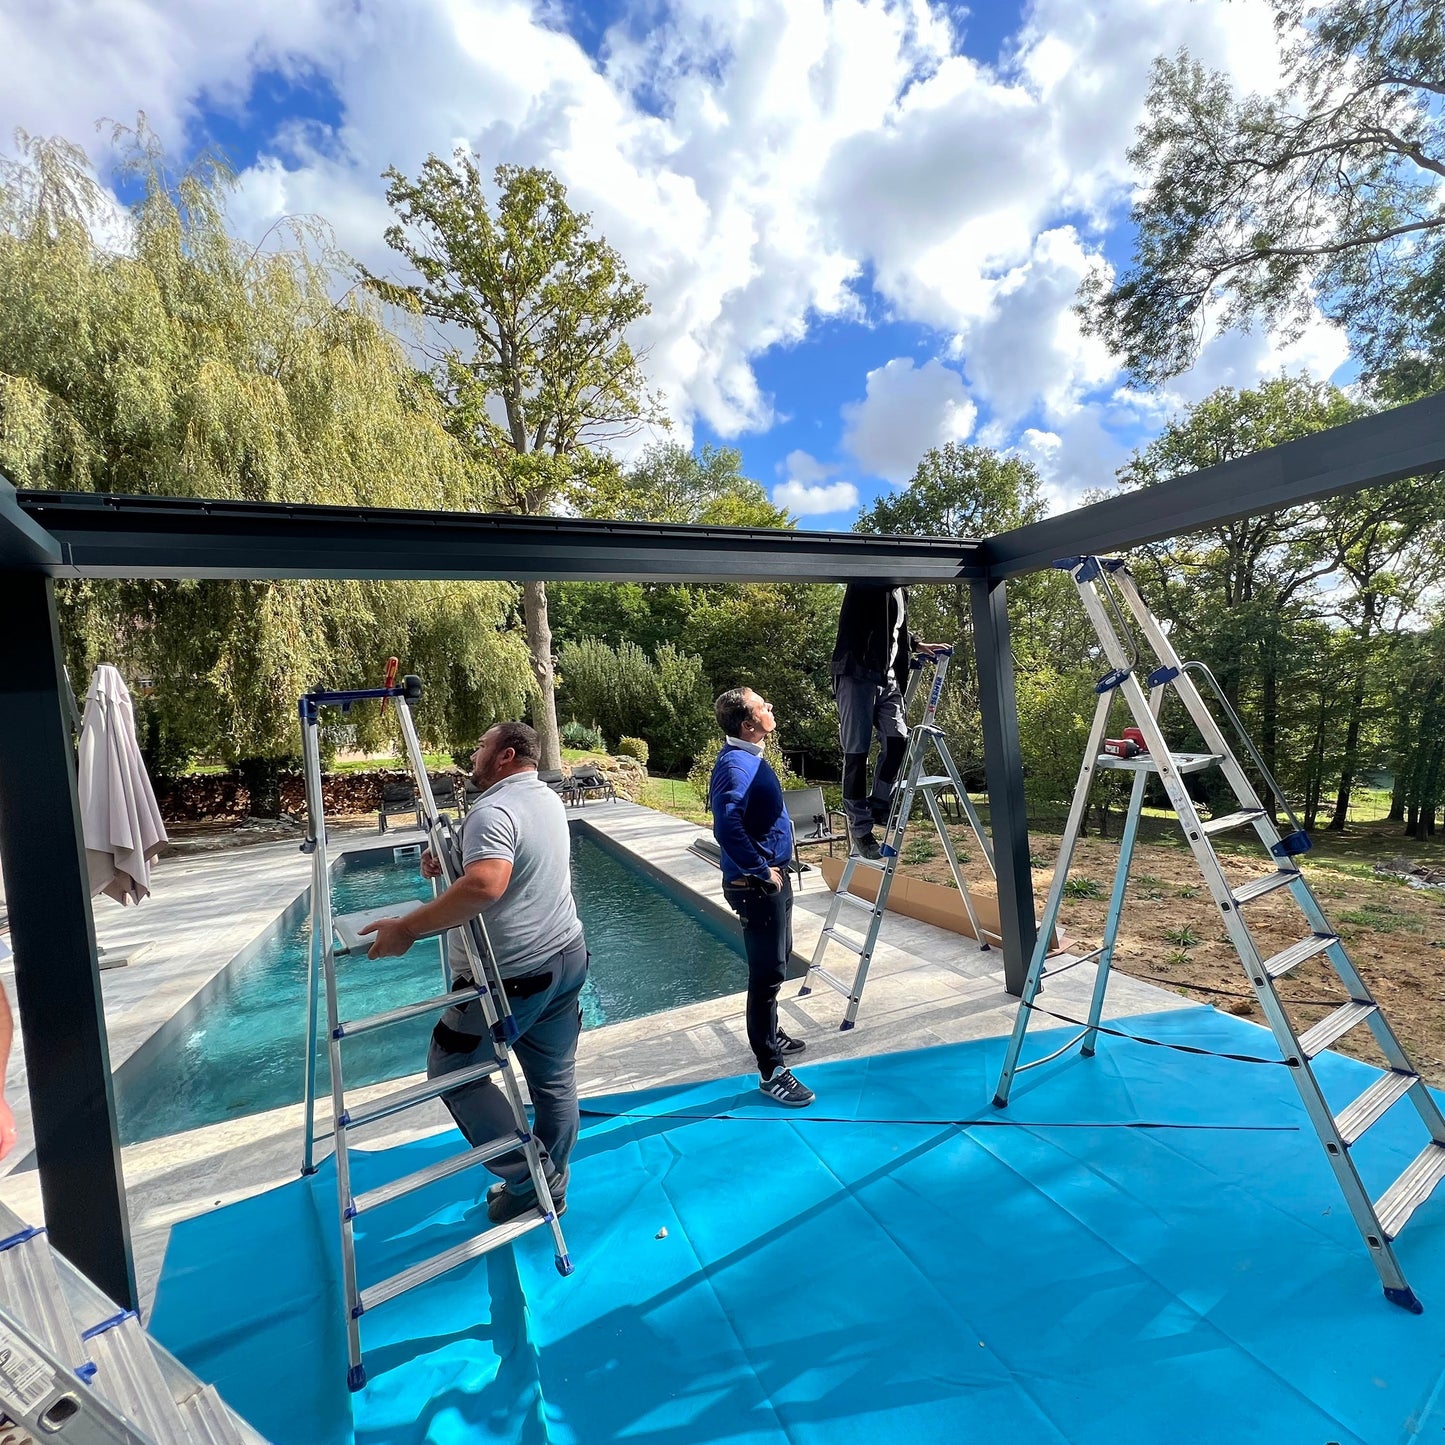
[433, 970, 554, 1056]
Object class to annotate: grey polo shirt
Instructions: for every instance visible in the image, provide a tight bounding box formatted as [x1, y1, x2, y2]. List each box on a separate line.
[446, 769, 583, 979]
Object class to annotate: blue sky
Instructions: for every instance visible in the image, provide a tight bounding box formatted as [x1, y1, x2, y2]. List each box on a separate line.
[4, 0, 1348, 527]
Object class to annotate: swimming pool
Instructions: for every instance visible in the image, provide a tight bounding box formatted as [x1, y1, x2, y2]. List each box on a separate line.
[115, 827, 746, 1143]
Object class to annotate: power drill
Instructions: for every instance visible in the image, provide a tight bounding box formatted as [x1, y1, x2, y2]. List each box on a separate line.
[1102, 727, 1148, 759]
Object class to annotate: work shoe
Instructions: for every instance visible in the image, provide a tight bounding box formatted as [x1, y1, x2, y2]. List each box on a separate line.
[486, 1171, 567, 1224]
[851, 832, 884, 861]
[759, 1066, 815, 1107]
[776, 1028, 806, 1056]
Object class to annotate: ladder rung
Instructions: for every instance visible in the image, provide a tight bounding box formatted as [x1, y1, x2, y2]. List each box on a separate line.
[916, 775, 953, 788]
[341, 1057, 501, 1130]
[1263, 933, 1338, 980]
[807, 966, 853, 996]
[833, 889, 878, 912]
[358, 1212, 550, 1314]
[845, 854, 887, 871]
[338, 984, 485, 1039]
[1375, 1142, 1445, 1240]
[351, 1131, 524, 1215]
[179, 1384, 247, 1444]
[86, 1313, 189, 1445]
[1202, 808, 1267, 836]
[1040, 946, 1103, 981]
[0, 1229, 86, 1367]
[1233, 870, 1300, 905]
[1335, 1070, 1419, 1147]
[820, 926, 868, 954]
[1298, 1000, 1377, 1059]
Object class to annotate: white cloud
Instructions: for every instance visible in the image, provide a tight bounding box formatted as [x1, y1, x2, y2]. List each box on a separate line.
[773, 478, 861, 516]
[0, 0, 1333, 486]
[842, 357, 977, 482]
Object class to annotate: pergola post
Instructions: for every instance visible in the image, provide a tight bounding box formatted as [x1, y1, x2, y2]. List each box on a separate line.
[0, 570, 136, 1307]
[971, 574, 1035, 995]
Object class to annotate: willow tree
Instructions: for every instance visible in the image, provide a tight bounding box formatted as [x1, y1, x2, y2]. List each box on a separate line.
[0, 126, 532, 812]
[366, 155, 662, 770]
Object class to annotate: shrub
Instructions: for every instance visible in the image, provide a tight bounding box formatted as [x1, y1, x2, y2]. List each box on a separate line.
[687, 732, 800, 805]
[616, 736, 649, 766]
[561, 718, 606, 752]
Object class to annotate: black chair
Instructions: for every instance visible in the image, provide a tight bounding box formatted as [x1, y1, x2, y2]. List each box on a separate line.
[688, 835, 723, 869]
[569, 764, 616, 805]
[538, 769, 576, 805]
[784, 786, 846, 879]
[460, 777, 483, 812]
[377, 779, 419, 834]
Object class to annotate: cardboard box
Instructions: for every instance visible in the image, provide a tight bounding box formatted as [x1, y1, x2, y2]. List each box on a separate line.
[818, 856, 1066, 953]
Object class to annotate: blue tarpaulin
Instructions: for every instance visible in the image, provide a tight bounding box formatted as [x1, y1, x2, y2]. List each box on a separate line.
[150, 1007, 1445, 1443]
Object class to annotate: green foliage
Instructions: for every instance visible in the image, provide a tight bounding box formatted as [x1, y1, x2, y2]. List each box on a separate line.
[556, 637, 712, 774]
[578, 441, 788, 527]
[1080, 1, 1445, 390]
[0, 126, 531, 804]
[687, 731, 800, 804]
[1163, 925, 1200, 948]
[1062, 877, 1104, 899]
[560, 719, 606, 752]
[616, 735, 649, 766]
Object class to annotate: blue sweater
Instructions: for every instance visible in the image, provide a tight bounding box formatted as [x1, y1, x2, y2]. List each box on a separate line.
[709, 743, 794, 883]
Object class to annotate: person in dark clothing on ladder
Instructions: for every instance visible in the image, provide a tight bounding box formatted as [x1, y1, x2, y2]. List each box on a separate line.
[831, 583, 946, 860]
[709, 687, 815, 1107]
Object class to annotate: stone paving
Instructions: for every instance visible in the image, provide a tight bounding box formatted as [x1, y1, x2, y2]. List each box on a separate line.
[0, 798, 1187, 1310]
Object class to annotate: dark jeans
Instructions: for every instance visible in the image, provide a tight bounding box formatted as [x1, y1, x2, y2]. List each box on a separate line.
[722, 872, 793, 1078]
[426, 935, 589, 1195]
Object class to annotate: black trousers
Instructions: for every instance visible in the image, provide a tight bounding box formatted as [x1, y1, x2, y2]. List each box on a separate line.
[722, 872, 793, 1078]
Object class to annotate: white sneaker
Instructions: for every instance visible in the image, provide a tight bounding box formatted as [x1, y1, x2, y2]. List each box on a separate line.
[760, 1066, 815, 1107]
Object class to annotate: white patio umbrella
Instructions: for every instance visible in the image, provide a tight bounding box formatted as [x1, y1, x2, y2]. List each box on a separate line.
[77, 664, 168, 906]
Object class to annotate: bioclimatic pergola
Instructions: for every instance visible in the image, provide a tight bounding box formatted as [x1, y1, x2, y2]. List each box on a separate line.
[1, 389, 1443, 1311]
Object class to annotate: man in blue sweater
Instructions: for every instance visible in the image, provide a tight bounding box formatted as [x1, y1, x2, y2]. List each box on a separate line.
[709, 687, 815, 1107]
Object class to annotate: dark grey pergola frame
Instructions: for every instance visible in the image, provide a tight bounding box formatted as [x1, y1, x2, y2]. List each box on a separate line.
[2, 390, 1442, 1311]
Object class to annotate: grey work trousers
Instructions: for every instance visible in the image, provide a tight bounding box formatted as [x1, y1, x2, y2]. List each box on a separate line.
[834, 673, 909, 836]
[426, 934, 589, 1196]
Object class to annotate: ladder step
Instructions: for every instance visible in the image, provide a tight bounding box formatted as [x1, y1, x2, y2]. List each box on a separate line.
[1298, 1000, 1377, 1059]
[1335, 1070, 1420, 1147]
[338, 984, 486, 1039]
[358, 1212, 551, 1314]
[1375, 1142, 1445, 1240]
[341, 1056, 501, 1131]
[916, 775, 953, 789]
[807, 966, 853, 996]
[86, 1313, 190, 1445]
[351, 1131, 525, 1216]
[1263, 933, 1338, 980]
[1233, 870, 1301, 905]
[1097, 751, 1222, 775]
[833, 889, 878, 912]
[178, 1384, 248, 1444]
[820, 926, 868, 954]
[1201, 808, 1267, 836]
[845, 854, 887, 871]
[0, 1229, 86, 1367]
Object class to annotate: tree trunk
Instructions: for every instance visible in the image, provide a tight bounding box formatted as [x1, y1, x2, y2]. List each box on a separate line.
[1328, 595, 1377, 832]
[522, 579, 563, 771]
[237, 756, 285, 819]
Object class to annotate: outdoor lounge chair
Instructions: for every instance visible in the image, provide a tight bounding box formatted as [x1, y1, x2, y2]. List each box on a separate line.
[377, 779, 418, 834]
[688, 834, 723, 868]
[569, 764, 616, 805]
[784, 785, 845, 880]
[538, 769, 576, 805]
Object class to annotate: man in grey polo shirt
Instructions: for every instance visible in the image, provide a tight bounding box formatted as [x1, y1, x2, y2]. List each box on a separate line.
[360, 721, 588, 1223]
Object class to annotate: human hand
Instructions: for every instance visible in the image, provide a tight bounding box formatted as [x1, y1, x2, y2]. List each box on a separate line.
[766, 867, 785, 893]
[915, 642, 950, 658]
[0, 1097, 16, 1162]
[359, 917, 417, 959]
[420, 848, 443, 880]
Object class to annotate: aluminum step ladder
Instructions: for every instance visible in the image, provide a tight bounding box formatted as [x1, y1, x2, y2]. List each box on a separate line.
[298, 675, 572, 1390]
[0, 1202, 263, 1443]
[799, 647, 997, 1029]
[992, 555, 1445, 1311]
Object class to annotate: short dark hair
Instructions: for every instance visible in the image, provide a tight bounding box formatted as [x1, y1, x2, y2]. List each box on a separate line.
[491, 721, 541, 766]
[715, 688, 753, 737]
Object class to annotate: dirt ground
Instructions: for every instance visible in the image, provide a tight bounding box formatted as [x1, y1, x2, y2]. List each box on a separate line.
[898, 816, 1445, 1085]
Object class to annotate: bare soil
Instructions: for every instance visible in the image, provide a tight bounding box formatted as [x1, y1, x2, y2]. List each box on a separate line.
[897, 817, 1445, 1085]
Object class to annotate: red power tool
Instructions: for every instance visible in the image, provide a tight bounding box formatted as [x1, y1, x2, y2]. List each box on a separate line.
[1102, 727, 1148, 759]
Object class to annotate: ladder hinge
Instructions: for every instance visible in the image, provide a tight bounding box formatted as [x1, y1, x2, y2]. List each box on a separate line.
[1272, 830, 1312, 858]
[1147, 665, 1179, 687]
[1095, 668, 1130, 694]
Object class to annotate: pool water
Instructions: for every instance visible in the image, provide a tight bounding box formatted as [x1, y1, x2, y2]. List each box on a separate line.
[116, 829, 745, 1144]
